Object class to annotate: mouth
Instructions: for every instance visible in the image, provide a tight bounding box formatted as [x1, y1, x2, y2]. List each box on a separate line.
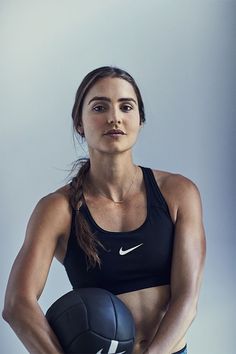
[104, 129, 126, 135]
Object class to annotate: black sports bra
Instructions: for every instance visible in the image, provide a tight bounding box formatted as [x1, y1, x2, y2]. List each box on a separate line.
[63, 166, 175, 295]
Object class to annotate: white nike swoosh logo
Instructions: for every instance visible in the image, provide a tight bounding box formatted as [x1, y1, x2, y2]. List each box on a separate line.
[96, 350, 125, 354]
[119, 243, 143, 255]
[96, 340, 126, 353]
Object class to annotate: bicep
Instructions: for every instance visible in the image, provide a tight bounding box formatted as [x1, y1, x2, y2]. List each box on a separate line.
[5, 194, 70, 303]
[170, 178, 206, 300]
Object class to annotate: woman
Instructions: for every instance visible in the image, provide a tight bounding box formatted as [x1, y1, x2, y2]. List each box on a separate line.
[2, 66, 206, 354]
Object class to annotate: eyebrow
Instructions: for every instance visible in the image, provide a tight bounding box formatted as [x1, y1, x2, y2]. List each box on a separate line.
[88, 96, 137, 105]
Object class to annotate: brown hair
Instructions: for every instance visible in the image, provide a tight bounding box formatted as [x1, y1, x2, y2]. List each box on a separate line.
[67, 66, 146, 269]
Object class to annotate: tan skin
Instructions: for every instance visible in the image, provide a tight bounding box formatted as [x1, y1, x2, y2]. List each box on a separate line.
[2, 77, 206, 354]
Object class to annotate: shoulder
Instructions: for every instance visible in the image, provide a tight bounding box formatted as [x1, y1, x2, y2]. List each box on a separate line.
[33, 184, 72, 233]
[151, 167, 200, 199]
[150, 168, 202, 222]
[38, 184, 71, 211]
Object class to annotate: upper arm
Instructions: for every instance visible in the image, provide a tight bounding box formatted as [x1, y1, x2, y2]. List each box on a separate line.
[170, 175, 206, 302]
[4, 193, 71, 305]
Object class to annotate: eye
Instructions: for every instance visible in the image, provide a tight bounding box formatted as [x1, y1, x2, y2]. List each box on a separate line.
[92, 105, 106, 112]
[121, 104, 133, 112]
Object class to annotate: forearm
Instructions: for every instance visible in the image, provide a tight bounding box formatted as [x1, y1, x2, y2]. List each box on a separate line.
[147, 295, 197, 354]
[3, 298, 64, 354]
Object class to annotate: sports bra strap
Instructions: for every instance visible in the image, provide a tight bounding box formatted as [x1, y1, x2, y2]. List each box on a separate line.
[141, 166, 170, 212]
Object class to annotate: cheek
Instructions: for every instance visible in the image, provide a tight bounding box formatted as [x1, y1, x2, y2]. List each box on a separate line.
[127, 114, 141, 129]
[83, 118, 105, 139]
[82, 113, 102, 129]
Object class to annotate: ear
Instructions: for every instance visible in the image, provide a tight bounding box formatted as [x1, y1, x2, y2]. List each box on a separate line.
[77, 122, 84, 136]
[78, 129, 85, 137]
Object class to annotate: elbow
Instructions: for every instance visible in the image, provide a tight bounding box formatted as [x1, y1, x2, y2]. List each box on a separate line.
[187, 289, 199, 320]
[2, 304, 15, 324]
[2, 294, 35, 325]
[171, 291, 199, 322]
[2, 300, 18, 324]
[190, 302, 198, 322]
[2, 307, 9, 323]
[185, 295, 198, 324]
[2, 294, 14, 323]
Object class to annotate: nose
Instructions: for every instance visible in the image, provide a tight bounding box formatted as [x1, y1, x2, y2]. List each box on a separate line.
[107, 107, 121, 125]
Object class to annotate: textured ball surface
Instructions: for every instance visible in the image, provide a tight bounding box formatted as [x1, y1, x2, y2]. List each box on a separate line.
[46, 288, 135, 354]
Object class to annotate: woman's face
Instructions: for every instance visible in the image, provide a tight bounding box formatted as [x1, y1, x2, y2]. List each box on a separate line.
[80, 77, 142, 156]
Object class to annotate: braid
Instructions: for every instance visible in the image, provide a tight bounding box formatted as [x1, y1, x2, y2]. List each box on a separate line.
[68, 157, 107, 270]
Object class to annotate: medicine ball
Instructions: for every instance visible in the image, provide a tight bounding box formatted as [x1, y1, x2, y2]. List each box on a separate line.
[45, 288, 135, 354]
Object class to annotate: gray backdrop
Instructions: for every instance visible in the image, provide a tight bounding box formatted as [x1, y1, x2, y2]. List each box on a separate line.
[1, 1, 235, 353]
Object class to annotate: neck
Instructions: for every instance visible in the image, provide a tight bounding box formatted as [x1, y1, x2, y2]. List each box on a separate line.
[84, 153, 139, 202]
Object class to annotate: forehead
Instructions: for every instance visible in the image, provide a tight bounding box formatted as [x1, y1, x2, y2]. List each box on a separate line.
[84, 77, 137, 103]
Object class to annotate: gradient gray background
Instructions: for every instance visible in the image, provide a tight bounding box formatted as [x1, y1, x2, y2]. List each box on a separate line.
[1, 1, 235, 353]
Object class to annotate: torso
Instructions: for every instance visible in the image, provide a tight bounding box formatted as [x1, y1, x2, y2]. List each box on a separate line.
[54, 167, 186, 354]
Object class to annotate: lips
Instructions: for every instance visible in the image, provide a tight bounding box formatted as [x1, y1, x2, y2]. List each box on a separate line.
[104, 129, 126, 135]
